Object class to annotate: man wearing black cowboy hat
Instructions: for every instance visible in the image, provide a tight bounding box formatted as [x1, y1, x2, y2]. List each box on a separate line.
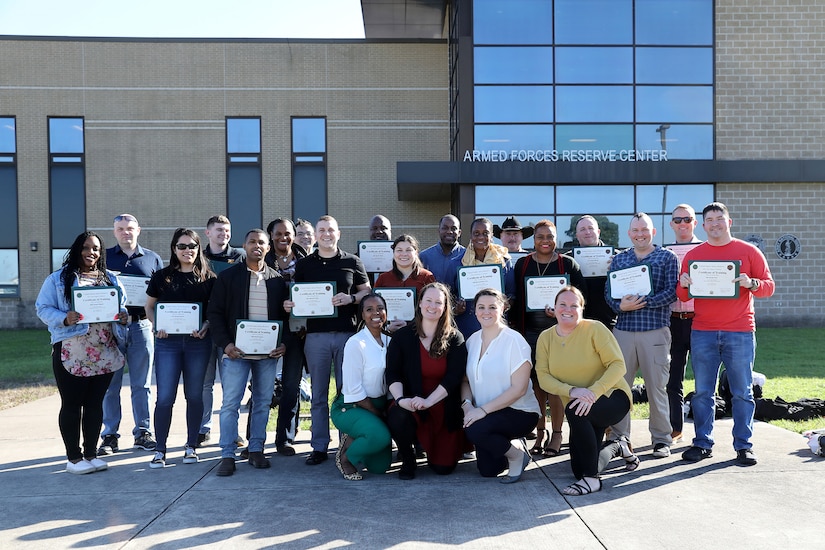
[494, 216, 534, 255]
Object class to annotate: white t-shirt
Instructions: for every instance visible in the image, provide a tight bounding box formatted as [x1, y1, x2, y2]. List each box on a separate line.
[466, 326, 540, 415]
[341, 327, 391, 402]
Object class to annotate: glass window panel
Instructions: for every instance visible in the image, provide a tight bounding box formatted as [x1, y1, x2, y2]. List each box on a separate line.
[0, 249, 18, 288]
[226, 118, 261, 154]
[636, 48, 713, 84]
[556, 86, 633, 122]
[636, 0, 713, 45]
[484, 215, 549, 251]
[0, 118, 15, 153]
[476, 185, 554, 215]
[227, 165, 262, 245]
[0, 165, 18, 247]
[49, 118, 84, 154]
[556, 185, 634, 214]
[554, 0, 632, 44]
[52, 156, 83, 163]
[474, 124, 554, 151]
[295, 156, 325, 162]
[636, 86, 713, 123]
[555, 47, 633, 84]
[474, 47, 553, 84]
[292, 118, 326, 153]
[637, 124, 713, 159]
[473, 0, 552, 45]
[635, 184, 712, 242]
[293, 165, 328, 224]
[52, 249, 69, 272]
[475, 86, 553, 123]
[50, 165, 85, 248]
[228, 156, 259, 163]
[556, 125, 633, 152]
[0, 156, 14, 163]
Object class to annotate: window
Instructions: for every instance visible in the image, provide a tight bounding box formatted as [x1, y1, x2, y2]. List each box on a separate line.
[49, 117, 85, 269]
[554, 0, 632, 44]
[474, 47, 553, 84]
[0, 117, 18, 295]
[292, 117, 327, 224]
[475, 86, 554, 123]
[474, 0, 553, 45]
[226, 117, 262, 244]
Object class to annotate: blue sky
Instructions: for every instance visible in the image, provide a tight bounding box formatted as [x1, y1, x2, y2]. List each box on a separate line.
[0, 0, 365, 39]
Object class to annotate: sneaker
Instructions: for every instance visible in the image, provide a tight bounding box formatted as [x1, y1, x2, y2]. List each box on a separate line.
[134, 432, 157, 451]
[149, 452, 166, 469]
[276, 443, 296, 456]
[182, 445, 199, 464]
[736, 448, 757, 466]
[682, 446, 713, 462]
[97, 435, 119, 455]
[66, 460, 95, 475]
[652, 443, 671, 458]
[196, 431, 210, 448]
[305, 450, 328, 465]
[86, 458, 109, 472]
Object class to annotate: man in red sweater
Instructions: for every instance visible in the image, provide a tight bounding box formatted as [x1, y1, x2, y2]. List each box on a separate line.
[676, 202, 775, 466]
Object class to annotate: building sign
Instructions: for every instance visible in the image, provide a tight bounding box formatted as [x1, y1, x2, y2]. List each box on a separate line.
[463, 149, 668, 162]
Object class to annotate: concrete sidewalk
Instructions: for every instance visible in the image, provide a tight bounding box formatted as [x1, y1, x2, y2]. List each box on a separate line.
[1, 383, 823, 549]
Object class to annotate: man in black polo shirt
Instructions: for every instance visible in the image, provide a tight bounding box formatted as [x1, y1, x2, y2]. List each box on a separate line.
[285, 215, 371, 465]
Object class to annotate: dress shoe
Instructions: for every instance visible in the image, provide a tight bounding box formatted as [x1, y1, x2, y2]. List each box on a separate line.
[305, 450, 328, 465]
[216, 457, 236, 476]
[276, 443, 296, 456]
[247, 451, 271, 469]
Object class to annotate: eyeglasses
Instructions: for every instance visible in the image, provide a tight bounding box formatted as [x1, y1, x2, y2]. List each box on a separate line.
[672, 216, 694, 224]
[175, 243, 199, 250]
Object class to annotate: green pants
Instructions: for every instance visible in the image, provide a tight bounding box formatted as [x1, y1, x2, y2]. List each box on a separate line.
[330, 394, 392, 474]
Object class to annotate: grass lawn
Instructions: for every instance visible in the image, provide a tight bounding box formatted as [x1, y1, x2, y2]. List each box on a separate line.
[3, 328, 824, 434]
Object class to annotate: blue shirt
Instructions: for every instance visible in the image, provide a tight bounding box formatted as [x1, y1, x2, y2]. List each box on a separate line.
[605, 245, 678, 332]
[106, 244, 163, 316]
[419, 242, 466, 288]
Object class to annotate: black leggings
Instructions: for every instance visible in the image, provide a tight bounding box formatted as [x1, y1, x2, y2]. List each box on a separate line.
[565, 391, 630, 479]
[52, 343, 114, 461]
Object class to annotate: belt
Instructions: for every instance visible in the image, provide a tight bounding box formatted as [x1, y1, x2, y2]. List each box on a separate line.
[671, 312, 695, 320]
[131, 313, 148, 323]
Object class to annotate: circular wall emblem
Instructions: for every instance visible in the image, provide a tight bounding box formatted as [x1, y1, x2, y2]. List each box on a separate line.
[775, 234, 801, 260]
[744, 234, 764, 251]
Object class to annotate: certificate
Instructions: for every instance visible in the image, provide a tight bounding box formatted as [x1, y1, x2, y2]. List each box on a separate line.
[235, 320, 282, 354]
[358, 241, 394, 273]
[572, 246, 613, 277]
[509, 251, 529, 263]
[374, 287, 416, 321]
[118, 274, 150, 307]
[290, 282, 337, 318]
[457, 264, 504, 300]
[155, 302, 202, 334]
[665, 242, 703, 271]
[608, 264, 653, 299]
[688, 260, 741, 299]
[71, 286, 121, 323]
[525, 276, 569, 311]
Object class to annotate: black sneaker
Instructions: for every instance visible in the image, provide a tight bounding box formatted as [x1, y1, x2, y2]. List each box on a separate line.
[134, 432, 157, 451]
[736, 448, 757, 466]
[682, 446, 713, 462]
[305, 450, 328, 465]
[196, 431, 210, 448]
[98, 435, 119, 455]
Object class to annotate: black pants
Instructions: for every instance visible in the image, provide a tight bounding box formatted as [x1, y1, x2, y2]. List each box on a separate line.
[668, 316, 693, 432]
[566, 391, 630, 479]
[52, 343, 114, 461]
[465, 407, 539, 477]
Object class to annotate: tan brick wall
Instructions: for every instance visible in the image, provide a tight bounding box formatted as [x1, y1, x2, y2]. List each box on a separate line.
[0, 39, 450, 328]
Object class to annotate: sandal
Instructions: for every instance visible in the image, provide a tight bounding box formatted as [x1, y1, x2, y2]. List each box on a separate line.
[562, 477, 602, 496]
[617, 436, 640, 471]
[543, 430, 563, 457]
[530, 429, 546, 454]
[335, 434, 362, 481]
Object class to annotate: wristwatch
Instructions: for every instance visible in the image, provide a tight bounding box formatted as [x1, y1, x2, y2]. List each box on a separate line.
[749, 279, 759, 291]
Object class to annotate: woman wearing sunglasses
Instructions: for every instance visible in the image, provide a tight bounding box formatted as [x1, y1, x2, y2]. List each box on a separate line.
[145, 228, 216, 468]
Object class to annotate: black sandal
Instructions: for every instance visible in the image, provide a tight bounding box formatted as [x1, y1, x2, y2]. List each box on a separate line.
[531, 429, 546, 454]
[543, 430, 563, 457]
[617, 436, 640, 471]
[562, 477, 602, 496]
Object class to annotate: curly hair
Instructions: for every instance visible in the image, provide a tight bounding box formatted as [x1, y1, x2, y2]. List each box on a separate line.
[60, 231, 113, 303]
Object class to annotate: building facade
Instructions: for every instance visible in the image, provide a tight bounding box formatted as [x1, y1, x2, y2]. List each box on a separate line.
[2, 0, 823, 327]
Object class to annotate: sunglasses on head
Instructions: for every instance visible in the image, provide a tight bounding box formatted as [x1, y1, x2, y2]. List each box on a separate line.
[672, 216, 694, 224]
[175, 243, 199, 250]
[114, 215, 137, 223]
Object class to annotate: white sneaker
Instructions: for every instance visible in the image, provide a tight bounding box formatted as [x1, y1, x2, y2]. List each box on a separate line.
[182, 445, 198, 464]
[149, 452, 166, 469]
[86, 458, 109, 471]
[66, 460, 95, 475]
[652, 443, 671, 458]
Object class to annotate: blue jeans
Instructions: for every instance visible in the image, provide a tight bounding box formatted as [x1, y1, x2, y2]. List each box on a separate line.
[199, 344, 221, 434]
[153, 334, 212, 452]
[219, 357, 278, 459]
[690, 330, 756, 451]
[304, 332, 351, 452]
[102, 319, 154, 438]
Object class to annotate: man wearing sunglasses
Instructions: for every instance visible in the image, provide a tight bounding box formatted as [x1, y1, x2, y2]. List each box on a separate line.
[667, 205, 703, 444]
[100, 214, 163, 455]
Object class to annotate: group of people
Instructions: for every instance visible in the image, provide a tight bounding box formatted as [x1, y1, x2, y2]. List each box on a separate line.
[36, 202, 774, 498]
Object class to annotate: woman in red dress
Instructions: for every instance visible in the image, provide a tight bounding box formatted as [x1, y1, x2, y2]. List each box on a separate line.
[386, 282, 468, 479]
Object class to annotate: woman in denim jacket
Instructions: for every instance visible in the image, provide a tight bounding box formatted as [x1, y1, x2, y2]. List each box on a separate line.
[36, 231, 128, 475]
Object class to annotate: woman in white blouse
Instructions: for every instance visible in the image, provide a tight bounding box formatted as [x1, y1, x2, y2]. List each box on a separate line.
[461, 288, 541, 483]
[330, 292, 393, 480]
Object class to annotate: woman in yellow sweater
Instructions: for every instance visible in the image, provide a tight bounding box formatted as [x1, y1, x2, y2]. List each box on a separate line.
[535, 286, 635, 496]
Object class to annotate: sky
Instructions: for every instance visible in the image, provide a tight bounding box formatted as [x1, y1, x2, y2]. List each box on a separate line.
[0, 0, 366, 39]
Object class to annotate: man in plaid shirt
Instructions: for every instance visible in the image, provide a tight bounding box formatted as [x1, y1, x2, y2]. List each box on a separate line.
[604, 213, 679, 458]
